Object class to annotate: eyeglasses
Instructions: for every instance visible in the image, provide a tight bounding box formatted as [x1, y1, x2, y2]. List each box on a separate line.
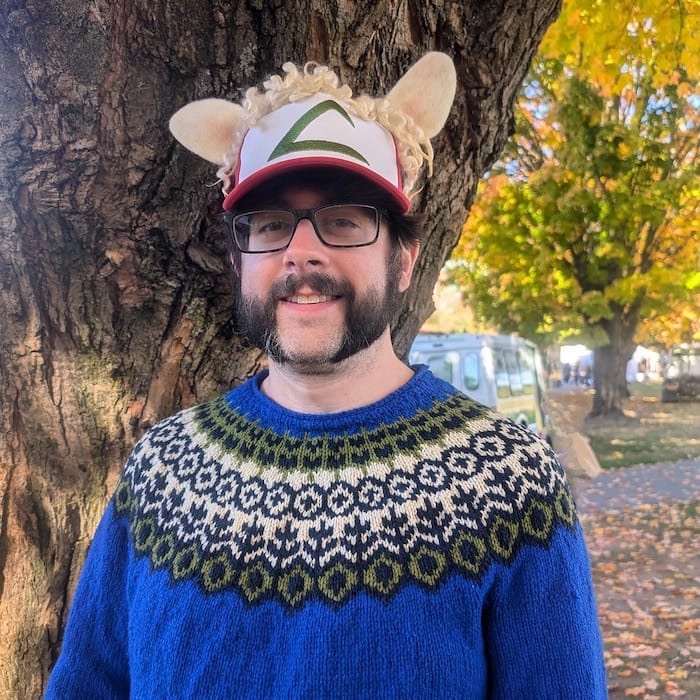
[224, 204, 384, 253]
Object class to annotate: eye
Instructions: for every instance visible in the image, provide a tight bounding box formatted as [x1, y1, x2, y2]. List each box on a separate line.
[329, 217, 358, 229]
[318, 206, 371, 231]
[250, 212, 292, 236]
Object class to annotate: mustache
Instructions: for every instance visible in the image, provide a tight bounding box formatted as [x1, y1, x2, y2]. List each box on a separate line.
[270, 272, 354, 300]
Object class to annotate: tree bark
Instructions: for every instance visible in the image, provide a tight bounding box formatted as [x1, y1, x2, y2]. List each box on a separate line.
[0, 0, 561, 696]
[590, 307, 640, 417]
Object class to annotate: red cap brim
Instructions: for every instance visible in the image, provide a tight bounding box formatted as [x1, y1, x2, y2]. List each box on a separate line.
[222, 157, 411, 213]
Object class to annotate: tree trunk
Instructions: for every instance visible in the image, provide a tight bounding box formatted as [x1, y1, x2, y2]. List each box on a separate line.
[0, 0, 561, 696]
[590, 309, 639, 417]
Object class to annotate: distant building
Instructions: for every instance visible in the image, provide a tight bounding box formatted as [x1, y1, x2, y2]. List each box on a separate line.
[626, 346, 661, 382]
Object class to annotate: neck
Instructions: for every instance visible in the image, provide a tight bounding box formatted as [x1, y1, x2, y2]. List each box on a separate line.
[260, 331, 414, 414]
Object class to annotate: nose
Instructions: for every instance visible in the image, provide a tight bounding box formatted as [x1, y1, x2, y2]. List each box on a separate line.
[282, 216, 329, 268]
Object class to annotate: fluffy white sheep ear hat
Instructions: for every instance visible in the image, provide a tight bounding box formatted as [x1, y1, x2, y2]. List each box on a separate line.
[169, 52, 456, 212]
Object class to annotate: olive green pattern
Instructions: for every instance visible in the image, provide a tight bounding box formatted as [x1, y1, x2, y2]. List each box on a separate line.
[114, 390, 577, 609]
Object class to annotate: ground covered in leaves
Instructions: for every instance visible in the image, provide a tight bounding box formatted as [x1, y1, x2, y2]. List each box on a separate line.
[579, 497, 699, 698]
[547, 386, 700, 697]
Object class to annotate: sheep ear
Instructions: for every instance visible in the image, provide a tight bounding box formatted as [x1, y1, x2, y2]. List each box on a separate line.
[386, 52, 456, 137]
[169, 98, 246, 165]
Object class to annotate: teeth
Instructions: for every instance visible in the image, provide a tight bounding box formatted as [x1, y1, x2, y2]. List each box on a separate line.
[288, 294, 331, 304]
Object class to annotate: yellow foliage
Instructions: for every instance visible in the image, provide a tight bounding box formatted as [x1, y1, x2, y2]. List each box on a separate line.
[541, 0, 700, 94]
[677, 82, 693, 98]
[449, 0, 700, 348]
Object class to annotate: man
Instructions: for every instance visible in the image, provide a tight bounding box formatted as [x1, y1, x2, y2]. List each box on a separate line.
[47, 53, 607, 698]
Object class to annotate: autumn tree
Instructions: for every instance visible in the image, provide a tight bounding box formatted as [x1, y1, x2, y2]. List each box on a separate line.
[0, 0, 563, 696]
[448, 0, 700, 416]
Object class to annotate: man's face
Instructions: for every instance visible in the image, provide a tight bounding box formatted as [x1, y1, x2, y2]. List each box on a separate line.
[233, 186, 416, 373]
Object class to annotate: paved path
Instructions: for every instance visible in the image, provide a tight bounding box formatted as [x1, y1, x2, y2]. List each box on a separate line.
[572, 458, 700, 514]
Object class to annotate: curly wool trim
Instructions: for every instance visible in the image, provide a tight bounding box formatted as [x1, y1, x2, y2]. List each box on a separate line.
[215, 62, 433, 202]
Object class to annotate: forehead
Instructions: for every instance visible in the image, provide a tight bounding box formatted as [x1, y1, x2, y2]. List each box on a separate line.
[251, 185, 329, 210]
[279, 187, 329, 209]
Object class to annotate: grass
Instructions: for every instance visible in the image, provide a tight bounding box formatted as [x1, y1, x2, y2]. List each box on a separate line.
[585, 382, 700, 469]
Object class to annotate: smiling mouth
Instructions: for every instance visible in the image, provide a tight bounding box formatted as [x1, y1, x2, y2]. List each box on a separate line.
[285, 294, 336, 305]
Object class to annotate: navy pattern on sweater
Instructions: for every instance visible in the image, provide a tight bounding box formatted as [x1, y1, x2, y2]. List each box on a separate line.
[46, 367, 607, 699]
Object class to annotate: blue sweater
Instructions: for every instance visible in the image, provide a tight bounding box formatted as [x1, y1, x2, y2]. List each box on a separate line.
[46, 367, 607, 698]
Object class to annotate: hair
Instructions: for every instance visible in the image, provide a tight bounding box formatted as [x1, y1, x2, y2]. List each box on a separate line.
[216, 62, 434, 204]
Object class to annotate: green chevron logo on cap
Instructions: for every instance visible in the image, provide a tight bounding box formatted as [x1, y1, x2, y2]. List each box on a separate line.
[268, 100, 370, 165]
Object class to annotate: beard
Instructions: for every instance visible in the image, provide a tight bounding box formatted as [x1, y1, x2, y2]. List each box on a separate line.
[235, 253, 404, 370]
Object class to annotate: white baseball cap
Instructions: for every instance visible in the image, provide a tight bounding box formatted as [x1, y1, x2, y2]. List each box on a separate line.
[223, 94, 409, 211]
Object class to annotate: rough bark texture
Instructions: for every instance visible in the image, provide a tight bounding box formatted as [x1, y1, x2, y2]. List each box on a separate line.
[0, 0, 561, 696]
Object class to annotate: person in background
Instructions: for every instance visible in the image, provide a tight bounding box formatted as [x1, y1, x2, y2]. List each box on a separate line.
[563, 361, 572, 384]
[46, 52, 607, 699]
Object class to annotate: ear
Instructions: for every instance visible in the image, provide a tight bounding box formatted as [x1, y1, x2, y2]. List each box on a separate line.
[386, 52, 456, 137]
[169, 98, 247, 165]
[398, 242, 420, 293]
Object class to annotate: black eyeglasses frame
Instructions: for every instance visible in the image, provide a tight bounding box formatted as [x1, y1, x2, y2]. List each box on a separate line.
[223, 204, 386, 254]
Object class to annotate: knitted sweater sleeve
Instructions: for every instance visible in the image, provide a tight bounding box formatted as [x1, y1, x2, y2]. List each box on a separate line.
[44, 500, 130, 699]
[483, 521, 607, 698]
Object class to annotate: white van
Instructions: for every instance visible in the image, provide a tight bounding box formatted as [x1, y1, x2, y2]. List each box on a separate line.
[662, 342, 700, 402]
[409, 332, 551, 441]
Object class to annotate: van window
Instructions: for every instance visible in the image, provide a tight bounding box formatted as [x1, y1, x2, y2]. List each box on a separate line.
[493, 351, 511, 398]
[462, 352, 480, 391]
[425, 352, 459, 385]
[504, 350, 523, 395]
[518, 347, 535, 395]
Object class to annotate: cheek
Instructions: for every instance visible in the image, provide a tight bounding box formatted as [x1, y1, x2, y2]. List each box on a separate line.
[239, 257, 267, 297]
